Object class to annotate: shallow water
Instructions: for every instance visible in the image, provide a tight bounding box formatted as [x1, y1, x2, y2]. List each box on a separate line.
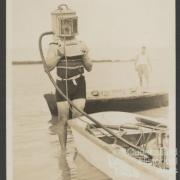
[12, 62, 169, 180]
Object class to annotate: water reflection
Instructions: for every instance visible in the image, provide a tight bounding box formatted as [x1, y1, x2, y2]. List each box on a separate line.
[50, 121, 110, 180]
[58, 152, 71, 180]
[49, 121, 76, 180]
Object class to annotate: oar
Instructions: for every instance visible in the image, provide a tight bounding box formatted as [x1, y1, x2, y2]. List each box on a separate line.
[39, 32, 153, 160]
[137, 123, 167, 131]
[96, 124, 139, 130]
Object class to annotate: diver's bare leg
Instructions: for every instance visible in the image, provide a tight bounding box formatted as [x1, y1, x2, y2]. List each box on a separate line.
[57, 101, 69, 151]
[71, 98, 86, 118]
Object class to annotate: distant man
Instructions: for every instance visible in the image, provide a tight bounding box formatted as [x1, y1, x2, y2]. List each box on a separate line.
[45, 5, 93, 151]
[134, 46, 152, 92]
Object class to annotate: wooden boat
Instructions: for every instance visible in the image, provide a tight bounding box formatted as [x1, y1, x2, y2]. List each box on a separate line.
[43, 91, 168, 115]
[68, 111, 169, 180]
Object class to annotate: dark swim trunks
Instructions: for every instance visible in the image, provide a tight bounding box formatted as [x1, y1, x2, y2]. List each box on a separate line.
[55, 75, 86, 102]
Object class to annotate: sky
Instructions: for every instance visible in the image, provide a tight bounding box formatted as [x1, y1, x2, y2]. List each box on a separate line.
[7, 0, 175, 61]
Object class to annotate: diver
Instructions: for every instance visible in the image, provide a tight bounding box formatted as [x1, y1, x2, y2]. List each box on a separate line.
[45, 4, 93, 151]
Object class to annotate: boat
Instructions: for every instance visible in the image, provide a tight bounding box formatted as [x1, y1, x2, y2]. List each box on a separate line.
[68, 111, 169, 180]
[44, 93, 169, 180]
[43, 91, 168, 115]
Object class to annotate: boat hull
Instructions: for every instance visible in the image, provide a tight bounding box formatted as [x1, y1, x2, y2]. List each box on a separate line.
[69, 111, 169, 180]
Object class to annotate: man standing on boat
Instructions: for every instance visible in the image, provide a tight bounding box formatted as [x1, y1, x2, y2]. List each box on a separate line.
[45, 4, 93, 151]
[134, 46, 152, 92]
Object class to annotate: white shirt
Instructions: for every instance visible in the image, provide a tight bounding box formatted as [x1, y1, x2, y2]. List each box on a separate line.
[136, 53, 149, 66]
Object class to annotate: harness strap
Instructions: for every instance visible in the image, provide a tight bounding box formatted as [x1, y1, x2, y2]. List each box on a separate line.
[57, 74, 83, 81]
[57, 65, 84, 69]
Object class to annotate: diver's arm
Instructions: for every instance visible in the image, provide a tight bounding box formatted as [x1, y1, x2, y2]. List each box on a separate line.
[45, 44, 61, 72]
[83, 52, 93, 72]
[81, 42, 93, 72]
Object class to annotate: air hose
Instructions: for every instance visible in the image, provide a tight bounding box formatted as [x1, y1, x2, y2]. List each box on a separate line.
[38, 31, 153, 160]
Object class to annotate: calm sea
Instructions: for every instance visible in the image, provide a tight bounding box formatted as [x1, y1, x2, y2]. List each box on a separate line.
[13, 62, 169, 180]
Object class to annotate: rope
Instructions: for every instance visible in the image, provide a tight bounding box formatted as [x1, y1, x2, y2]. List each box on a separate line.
[144, 123, 163, 150]
[63, 36, 69, 103]
[136, 129, 143, 146]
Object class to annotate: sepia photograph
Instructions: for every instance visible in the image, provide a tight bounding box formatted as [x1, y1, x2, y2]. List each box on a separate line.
[7, 0, 176, 179]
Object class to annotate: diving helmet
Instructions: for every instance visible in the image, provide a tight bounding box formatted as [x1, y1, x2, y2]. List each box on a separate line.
[51, 4, 78, 37]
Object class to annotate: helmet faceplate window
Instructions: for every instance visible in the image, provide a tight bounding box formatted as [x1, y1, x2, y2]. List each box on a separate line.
[60, 18, 78, 36]
[51, 5, 78, 37]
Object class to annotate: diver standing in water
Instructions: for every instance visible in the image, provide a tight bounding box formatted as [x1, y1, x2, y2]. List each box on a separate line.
[45, 4, 93, 151]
